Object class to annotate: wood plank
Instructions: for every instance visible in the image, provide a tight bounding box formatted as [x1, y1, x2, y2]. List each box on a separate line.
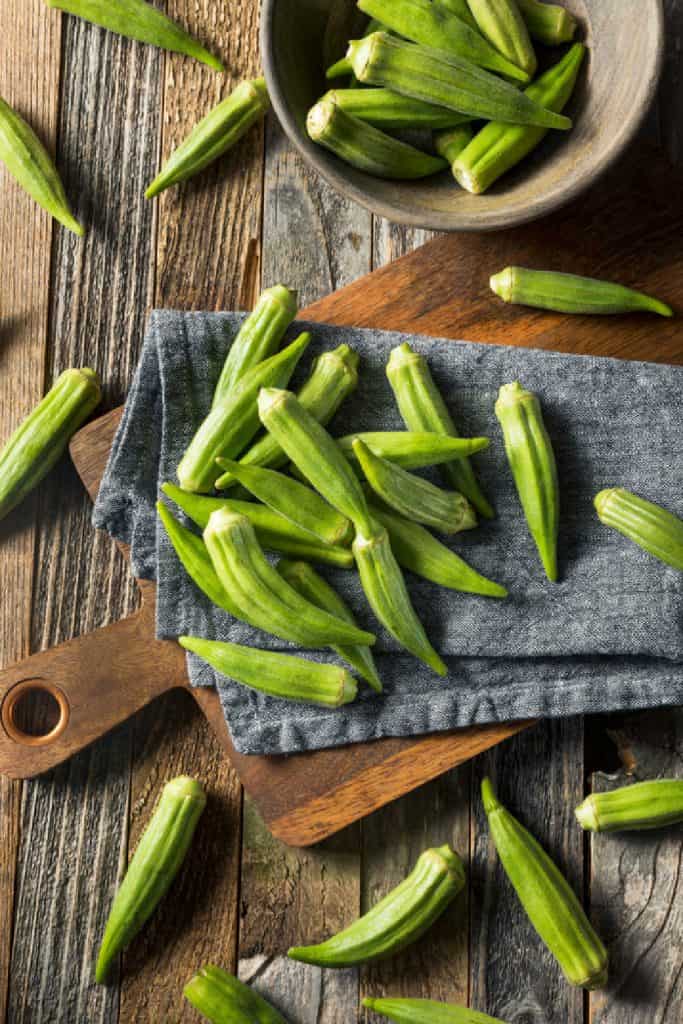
[119, 3, 264, 1016]
[0, 0, 62, 1018]
[470, 719, 585, 1023]
[6, 8, 163, 1021]
[588, 710, 683, 1023]
[236, 113, 370, 1021]
[154, 0, 264, 311]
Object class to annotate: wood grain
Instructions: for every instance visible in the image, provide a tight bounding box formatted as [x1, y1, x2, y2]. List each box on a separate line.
[470, 719, 585, 1023]
[5, 8, 163, 1022]
[0, 0, 62, 1019]
[588, 710, 683, 1023]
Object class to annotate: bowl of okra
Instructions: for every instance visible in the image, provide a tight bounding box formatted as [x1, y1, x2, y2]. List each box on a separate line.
[260, 0, 664, 231]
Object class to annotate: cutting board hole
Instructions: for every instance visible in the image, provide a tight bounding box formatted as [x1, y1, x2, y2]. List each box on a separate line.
[1, 681, 69, 746]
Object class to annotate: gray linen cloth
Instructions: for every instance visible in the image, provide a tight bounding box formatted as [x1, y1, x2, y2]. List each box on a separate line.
[93, 311, 683, 754]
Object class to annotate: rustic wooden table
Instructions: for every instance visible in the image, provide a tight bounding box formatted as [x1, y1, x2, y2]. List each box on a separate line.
[1, 2, 681, 1022]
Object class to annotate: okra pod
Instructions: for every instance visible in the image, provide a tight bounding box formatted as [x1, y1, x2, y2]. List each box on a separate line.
[453, 43, 585, 193]
[326, 16, 386, 80]
[214, 460, 354, 547]
[307, 100, 447, 180]
[184, 965, 288, 1024]
[161, 483, 355, 568]
[516, 0, 577, 45]
[180, 636, 357, 707]
[204, 508, 376, 647]
[490, 266, 674, 317]
[177, 332, 310, 493]
[216, 343, 359, 487]
[157, 501, 244, 615]
[354, 439, 477, 535]
[369, 503, 507, 598]
[258, 388, 375, 536]
[320, 89, 473, 130]
[466, 0, 537, 78]
[358, 0, 530, 81]
[575, 779, 683, 833]
[46, 0, 224, 70]
[364, 997, 508, 1024]
[346, 33, 571, 130]
[277, 559, 382, 692]
[386, 342, 492, 518]
[434, 124, 475, 167]
[353, 520, 446, 675]
[439, 0, 480, 31]
[482, 778, 608, 989]
[288, 844, 464, 966]
[338, 431, 490, 470]
[146, 78, 270, 199]
[0, 368, 101, 521]
[0, 97, 83, 235]
[96, 776, 206, 982]
[495, 382, 559, 582]
[212, 284, 298, 408]
[594, 488, 683, 571]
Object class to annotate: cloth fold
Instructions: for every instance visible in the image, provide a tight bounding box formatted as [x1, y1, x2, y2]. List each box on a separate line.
[93, 311, 683, 755]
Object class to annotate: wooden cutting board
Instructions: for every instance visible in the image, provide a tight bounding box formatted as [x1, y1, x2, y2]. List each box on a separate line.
[0, 145, 681, 847]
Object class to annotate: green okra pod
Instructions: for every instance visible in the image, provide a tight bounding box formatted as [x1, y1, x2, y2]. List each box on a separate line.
[386, 342, 492, 518]
[326, 16, 387, 80]
[354, 439, 477, 535]
[369, 503, 507, 598]
[180, 636, 357, 707]
[46, 0, 224, 70]
[157, 501, 244, 614]
[358, 0, 530, 81]
[177, 332, 310, 493]
[184, 965, 289, 1024]
[216, 343, 359, 487]
[277, 559, 382, 692]
[212, 285, 298, 408]
[495, 382, 559, 582]
[575, 779, 683, 833]
[516, 0, 577, 45]
[434, 124, 475, 167]
[438, 0, 480, 31]
[320, 89, 473, 130]
[466, 0, 537, 78]
[307, 100, 447, 180]
[346, 33, 571, 130]
[96, 776, 206, 983]
[594, 488, 683, 571]
[0, 97, 83, 235]
[490, 266, 673, 317]
[0, 368, 101, 522]
[338, 430, 490, 470]
[146, 78, 270, 199]
[482, 778, 608, 989]
[204, 508, 376, 648]
[353, 520, 446, 675]
[214, 460, 354, 547]
[161, 483, 355, 568]
[288, 844, 464, 966]
[363, 997, 508, 1024]
[453, 43, 585, 193]
[258, 388, 375, 535]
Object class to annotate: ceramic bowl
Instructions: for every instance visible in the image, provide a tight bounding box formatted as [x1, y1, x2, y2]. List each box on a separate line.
[260, 0, 664, 231]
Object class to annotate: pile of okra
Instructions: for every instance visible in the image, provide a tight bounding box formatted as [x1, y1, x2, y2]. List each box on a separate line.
[307, 0, 586, 192]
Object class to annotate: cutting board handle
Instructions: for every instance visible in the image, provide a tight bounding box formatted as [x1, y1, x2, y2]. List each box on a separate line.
[0, 584, 187, 778]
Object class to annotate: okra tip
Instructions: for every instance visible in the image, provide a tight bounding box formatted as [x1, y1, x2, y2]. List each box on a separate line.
[481, 776, 501, 814]
[574, 796, 599, 832]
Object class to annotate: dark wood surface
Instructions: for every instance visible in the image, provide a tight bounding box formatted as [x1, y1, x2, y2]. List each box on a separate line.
[0, 1, 681, 1022]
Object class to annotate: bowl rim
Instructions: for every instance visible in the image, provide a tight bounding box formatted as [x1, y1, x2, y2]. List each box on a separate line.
[260, 0, 665, 232]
